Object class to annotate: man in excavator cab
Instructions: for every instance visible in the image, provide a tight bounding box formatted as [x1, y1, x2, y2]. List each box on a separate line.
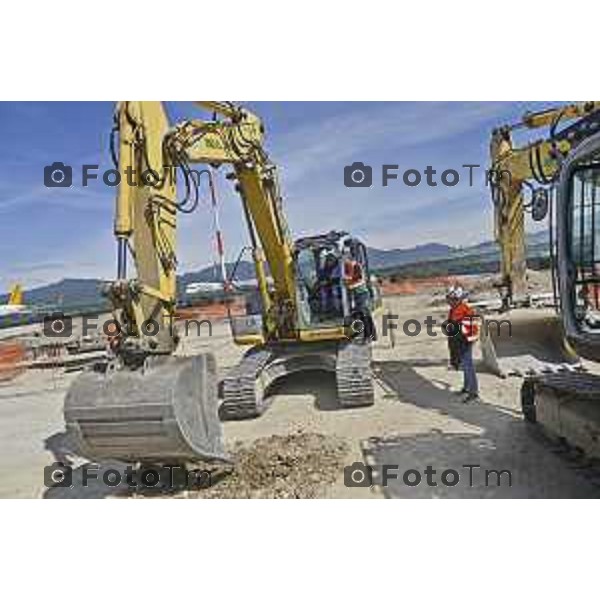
[315, 251, 342, 317]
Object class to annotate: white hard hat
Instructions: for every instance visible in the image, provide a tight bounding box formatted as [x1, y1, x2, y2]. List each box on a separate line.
[446, 286, 466, 300]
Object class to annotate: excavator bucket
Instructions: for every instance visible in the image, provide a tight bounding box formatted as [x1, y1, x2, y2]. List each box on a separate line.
[64, 353, 227, 464]
[479, 308, 581, 378]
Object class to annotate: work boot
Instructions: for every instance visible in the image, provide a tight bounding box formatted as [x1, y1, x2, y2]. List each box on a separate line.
[462, 392, 479, 403]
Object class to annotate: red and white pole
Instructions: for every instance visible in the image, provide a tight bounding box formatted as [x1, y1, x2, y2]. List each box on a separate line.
[206, 171, 230, 291]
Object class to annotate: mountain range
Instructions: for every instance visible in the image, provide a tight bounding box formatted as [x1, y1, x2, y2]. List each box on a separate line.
[1, 231, 551, 311]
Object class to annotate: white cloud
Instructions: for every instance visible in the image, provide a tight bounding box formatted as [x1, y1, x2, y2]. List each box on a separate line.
[270, 102, 508, 187]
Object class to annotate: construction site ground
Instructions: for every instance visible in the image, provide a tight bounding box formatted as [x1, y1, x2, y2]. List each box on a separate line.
[2, 289, 600, 499]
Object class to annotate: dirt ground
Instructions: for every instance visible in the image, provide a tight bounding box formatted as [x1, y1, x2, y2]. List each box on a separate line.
[2, 290, 600, 499]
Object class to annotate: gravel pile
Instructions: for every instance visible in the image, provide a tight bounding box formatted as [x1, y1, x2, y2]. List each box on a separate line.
[191, 431, 349, 499]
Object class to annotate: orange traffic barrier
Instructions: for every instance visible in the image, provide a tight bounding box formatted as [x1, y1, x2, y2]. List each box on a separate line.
[176, 296, 246, 321]
[0, 341, 27, 381]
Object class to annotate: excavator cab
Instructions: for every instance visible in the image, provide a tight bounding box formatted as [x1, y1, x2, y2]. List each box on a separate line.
[294, 231, 375, 333]
[230, 231, 378, 345]
[557, 131, 600, 361]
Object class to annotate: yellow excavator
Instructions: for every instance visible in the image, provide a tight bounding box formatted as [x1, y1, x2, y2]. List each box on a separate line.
[480, 102, 600, 377]
[523, 129, 600, 458]
[65, 101, 378, 464]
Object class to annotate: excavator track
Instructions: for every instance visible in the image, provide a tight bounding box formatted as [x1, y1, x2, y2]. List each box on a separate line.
[219, 340, 375, 419]
[336, 341, 375, 407]
[521, 371, 600, 459]
[220, 349, 273, 420]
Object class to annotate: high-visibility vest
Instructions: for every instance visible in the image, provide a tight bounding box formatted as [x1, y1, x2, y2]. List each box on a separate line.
[344, 259, 366, 291]
[448, 302, 480, 342]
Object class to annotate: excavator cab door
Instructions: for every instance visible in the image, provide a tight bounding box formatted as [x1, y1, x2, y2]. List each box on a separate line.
[294, 244, 346, 328]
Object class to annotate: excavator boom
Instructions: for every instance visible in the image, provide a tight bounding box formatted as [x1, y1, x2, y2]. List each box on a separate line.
[490, 101, 600, 301]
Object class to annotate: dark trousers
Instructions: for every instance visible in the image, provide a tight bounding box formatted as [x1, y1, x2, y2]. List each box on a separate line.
[459, 342, 478, 394]
[448, 336, 461, 370]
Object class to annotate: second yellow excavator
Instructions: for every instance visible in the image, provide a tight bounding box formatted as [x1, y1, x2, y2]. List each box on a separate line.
[65, 102, 379, 465]
[480, 102, 600, 378]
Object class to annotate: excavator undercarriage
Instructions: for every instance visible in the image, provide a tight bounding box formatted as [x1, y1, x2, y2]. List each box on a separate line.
[220, 340, 374, 420]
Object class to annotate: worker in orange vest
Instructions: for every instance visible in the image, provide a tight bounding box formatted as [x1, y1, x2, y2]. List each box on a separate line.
[446, 286, 479, 402]
[344, 255, 376, 341]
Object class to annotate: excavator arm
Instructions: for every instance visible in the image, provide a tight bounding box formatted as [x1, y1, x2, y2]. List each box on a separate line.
[108, 101, 298, 359]
[65, 101, 304, 465]
[172, 102, 297, 339]
[490, 101, 600, 304]
[109, 101, 179, 358]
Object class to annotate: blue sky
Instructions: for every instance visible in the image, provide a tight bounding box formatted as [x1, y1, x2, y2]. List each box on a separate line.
[0, 101, 555, 291]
